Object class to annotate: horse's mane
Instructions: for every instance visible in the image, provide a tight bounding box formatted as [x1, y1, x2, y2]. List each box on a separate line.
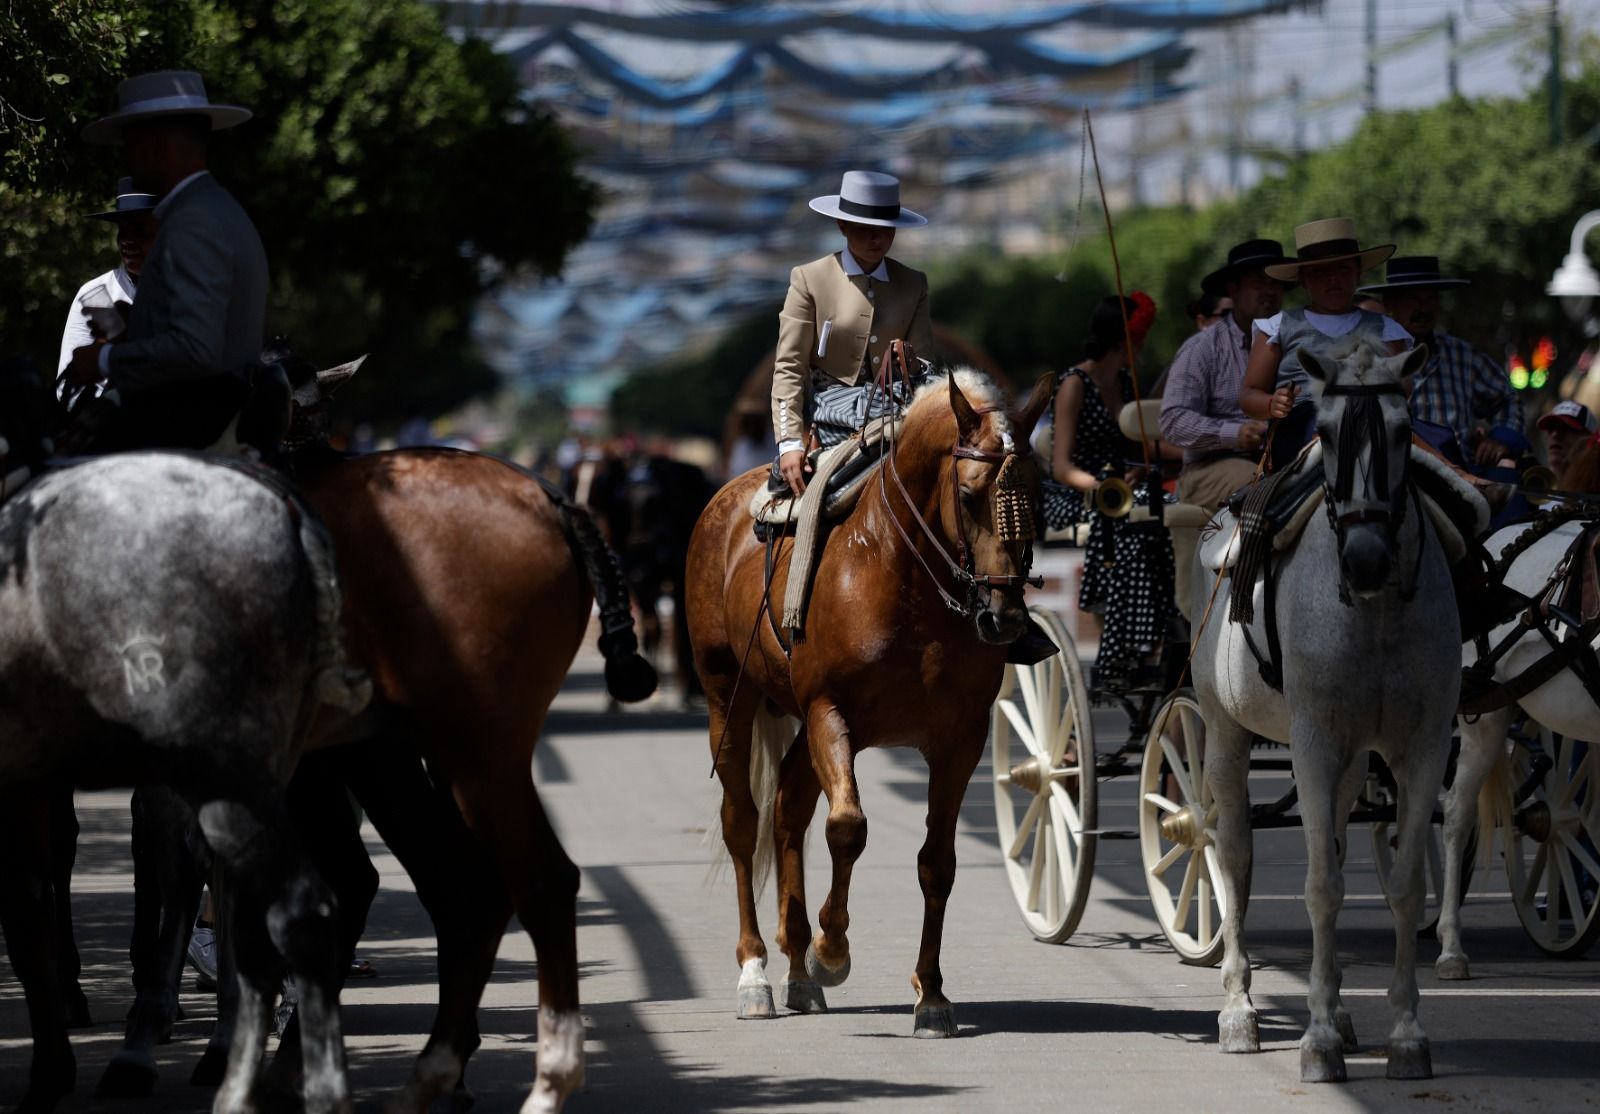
[1560, 436, 1600, 494]
[907, 366, 1013, 441]
[1320, 333, 1400, 385]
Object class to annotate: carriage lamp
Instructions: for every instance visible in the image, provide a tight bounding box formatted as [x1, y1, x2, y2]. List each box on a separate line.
[1547, 209, 1600, 324]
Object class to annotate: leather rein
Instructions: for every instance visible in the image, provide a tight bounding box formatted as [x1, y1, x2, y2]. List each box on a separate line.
[873, 345, 1042, 616]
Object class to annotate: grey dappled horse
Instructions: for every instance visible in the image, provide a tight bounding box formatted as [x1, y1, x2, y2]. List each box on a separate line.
[0, 442, 352, 1113]
[1191, 341, 1458, 1083]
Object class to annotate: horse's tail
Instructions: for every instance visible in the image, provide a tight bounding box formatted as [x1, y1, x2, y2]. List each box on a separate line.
[553, 497, 658, 703]
[748, 700, 793, 898]
[1475, 734, 1517, 870]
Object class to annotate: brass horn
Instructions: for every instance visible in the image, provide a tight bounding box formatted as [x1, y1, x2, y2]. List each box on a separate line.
[1521, 463, 1557, 505]
[1094, 476, 1134, 519]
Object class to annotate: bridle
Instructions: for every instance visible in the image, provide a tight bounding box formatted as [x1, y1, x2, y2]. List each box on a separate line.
[878, 403, 1043, 618]
[1319, 378, 1422, 604]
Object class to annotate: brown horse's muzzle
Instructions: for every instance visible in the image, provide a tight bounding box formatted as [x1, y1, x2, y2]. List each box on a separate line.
[975, 592, 1028, 644]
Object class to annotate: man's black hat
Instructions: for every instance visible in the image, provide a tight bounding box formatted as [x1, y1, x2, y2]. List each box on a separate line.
[1358, 256, 1470, 294]
[1201, 239, 1297, 295]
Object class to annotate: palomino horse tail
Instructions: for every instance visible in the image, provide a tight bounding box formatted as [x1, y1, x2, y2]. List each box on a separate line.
[553, 499, 659, 703]
[748, 700, 794, 898]
[1475, 734, 1517, 870]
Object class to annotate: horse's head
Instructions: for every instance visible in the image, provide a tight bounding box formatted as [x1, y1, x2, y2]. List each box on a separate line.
[1303, 341, 1429, 599]
[898, 368, 1050, 644]
[262, 336, 365, 447]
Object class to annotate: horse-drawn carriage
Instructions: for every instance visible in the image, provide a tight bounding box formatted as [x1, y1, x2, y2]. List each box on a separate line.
[989, 398, 1600, 967]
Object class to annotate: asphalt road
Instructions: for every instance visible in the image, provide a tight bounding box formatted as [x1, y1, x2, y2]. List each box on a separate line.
[3, 648, 1597, 1113]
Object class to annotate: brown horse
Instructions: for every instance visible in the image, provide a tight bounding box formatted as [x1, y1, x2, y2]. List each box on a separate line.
[686, 369, 1049, 1035]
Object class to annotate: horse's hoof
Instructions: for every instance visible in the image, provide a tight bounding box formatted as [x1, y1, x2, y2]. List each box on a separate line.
[1218, 1009, 1259, 1053]
[1333, 1008, 1359, 1052]
[190, 1045, 228, 1087]
[1435, 954, 1470, 981]
[912, 1002, 957, 1038]
[63, 987, 93, 1030]
[1299, 1042, 1348, 1084]
[780, 977, 827, 1014]
[1387, 1038, 1432, 1080]
[95, 1052, 158, 1099]
[804, 940, 851, 987]
[736, 957, 776, 1019]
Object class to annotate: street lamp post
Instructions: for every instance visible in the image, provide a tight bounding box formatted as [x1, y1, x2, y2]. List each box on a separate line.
[1547, 209, 1600, 324]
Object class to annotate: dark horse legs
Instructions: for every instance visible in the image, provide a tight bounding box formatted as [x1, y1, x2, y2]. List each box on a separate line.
[0, 789, 75, 1113]
[46, 784, 91, 1030]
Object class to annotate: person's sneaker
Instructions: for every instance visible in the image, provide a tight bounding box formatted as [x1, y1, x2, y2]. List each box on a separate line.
[188, 924, 218, 992]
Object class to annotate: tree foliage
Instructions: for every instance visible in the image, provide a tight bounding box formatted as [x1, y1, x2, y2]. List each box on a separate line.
[2, 0, 598, 423]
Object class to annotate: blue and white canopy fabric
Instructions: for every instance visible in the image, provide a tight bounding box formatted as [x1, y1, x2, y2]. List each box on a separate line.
[448, 1, 1310, 387]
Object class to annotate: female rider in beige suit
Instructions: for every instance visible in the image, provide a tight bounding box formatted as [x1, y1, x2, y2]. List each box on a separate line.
[771, 171, 933, 495]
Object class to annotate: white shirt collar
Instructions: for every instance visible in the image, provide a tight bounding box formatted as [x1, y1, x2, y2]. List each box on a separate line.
[154, 170, 210, 218]
[840, 251, 889, 282]
[112, 265, 137, 300]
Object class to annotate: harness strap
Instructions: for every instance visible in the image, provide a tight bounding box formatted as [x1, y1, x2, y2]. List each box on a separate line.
[1460, 613, 1600, 715]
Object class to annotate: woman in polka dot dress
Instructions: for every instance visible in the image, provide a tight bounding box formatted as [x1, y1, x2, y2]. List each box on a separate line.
[1035, 293, 1177, 689]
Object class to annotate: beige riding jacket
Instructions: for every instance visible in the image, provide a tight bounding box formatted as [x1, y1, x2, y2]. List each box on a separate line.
[771, 251, 933, 448]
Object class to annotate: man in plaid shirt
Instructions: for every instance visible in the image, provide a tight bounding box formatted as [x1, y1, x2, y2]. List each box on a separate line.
[1360, 257, 1527, 466]
[1160, 238, 1293, 618]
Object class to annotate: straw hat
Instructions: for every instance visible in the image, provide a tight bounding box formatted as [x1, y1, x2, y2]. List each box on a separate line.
[808, 171, 927, 229]
[1264, 218, 1394, 282]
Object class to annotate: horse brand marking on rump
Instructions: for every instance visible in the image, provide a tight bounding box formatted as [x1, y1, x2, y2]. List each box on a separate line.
[115, 631, 168, 696]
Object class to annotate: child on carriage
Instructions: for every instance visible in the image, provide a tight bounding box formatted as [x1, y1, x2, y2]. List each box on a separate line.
[1036, 293, 1179, 691]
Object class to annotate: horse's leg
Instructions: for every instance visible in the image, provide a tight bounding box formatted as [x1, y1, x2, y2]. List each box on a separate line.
[354, 737, 510, 1114]
[909, 735, 985, 1039]
[1437, 707, 1512, 980]
[450, 772, 582, 1114]
[806, 703, 864, 990]
[46, 783, 91, 1030]
[1291, 736, 1349, 1083]
[198, 798, 349, 1114]
[265, 747, 381, 1093]
[0, 788, 75, 1112]
[1322, 756, 1368, 1054]
[1382, 738, 1449, 1080]
[1205, 716, 1258, 1053]
[708, 686, 773, 1019]
[773, 728, 825, 1013]
[99, 786, 205, 1099]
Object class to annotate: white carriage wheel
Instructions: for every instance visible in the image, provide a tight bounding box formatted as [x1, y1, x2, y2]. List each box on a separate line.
[1139, 691, 1226, 967]
[1505, 729, 1600, 958]
[1370, 789, 1451, 936]
[990, 606, 1098, 943]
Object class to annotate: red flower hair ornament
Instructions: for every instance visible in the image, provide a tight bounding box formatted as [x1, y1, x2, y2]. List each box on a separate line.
[1127, 290, 1157, 348]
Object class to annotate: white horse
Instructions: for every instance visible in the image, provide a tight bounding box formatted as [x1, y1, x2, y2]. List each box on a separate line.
[1437, 515, 1600, 977]
[1191, 340, 1460, 1082]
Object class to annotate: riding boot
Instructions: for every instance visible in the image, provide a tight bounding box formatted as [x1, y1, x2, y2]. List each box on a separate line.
[296, 513, 372, 714]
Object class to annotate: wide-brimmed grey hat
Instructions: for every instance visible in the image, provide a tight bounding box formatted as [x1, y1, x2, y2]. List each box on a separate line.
[85, 176, 158, 222]
[82, 70, 251, 145]
[808, 171, 927, 229]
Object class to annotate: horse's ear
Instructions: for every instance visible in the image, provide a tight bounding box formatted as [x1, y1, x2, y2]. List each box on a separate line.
[1012, 372, 1054, 446]
[1300, 350, 1329, 384]
[317, 354, 367, 395]
[949, 374, 981, 441]
[1398, 343, 1429, 381]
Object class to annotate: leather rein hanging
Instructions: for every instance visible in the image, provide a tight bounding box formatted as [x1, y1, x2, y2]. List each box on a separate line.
[872, 345, 1042, 617]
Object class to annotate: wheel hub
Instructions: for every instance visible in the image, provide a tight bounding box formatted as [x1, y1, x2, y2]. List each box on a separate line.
[1159, 803, 1207, 849]
[1009, 757, 1043, 794]
[1516, 801, 1553, 844]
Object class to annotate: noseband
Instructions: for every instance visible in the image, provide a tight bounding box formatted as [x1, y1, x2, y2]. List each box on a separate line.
[1319, 379, 1422, 603]
[880, 404, 1043, 618]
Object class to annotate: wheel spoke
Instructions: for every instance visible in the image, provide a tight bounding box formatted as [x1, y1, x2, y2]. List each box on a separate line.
[1008, 794, 1044, 861]
[1174, 850, 1200, 931]
[1204, 845, 1229, 919]
[1556, 847, 1585, 928]
[1049, 779, 1081, 837]
[1049, 796, 1077, 875]
[1198, 872, 1214, 945]
[1144, 791, 1182, 816]
[1159, 736, 1197, 803]
[1051, 690, 1078, 768]
[1025, 808, 1048, 910]
[1152, 841, 1187, 879]
[1556, 829, 1600, 884]
[1544, 846, 1560, 934]
[1043, 824, 1059, 925]
[999, 700, 1041, 760]
[1182, 708, 1206, 808]
[1556, 752, 1591, 810]
[1520, 842, 1549, 908]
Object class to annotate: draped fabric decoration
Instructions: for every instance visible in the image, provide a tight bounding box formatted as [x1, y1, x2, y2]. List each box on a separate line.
[447, 1, 1315, 390]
